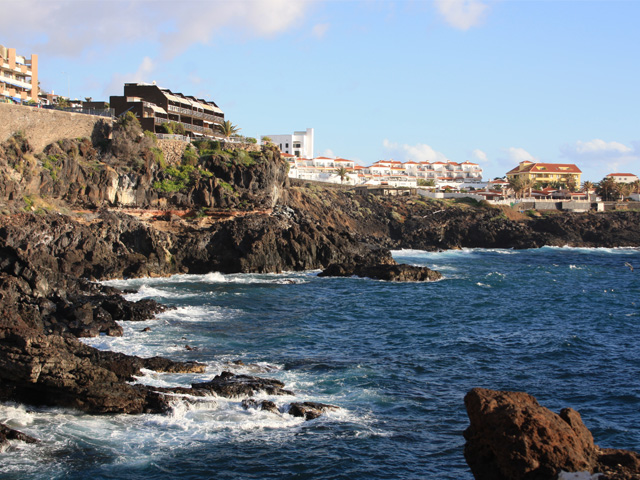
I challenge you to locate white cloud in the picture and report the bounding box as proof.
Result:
[311,23,330,39]
[506,147,537,163]
[572,139,632,155]
[382,139,449,163]
[559,139,640,181]
[433,0,489,30]
[104,57,155,97]
[472,149,487,162]
[321,149,336,158]
[4,0,313,58]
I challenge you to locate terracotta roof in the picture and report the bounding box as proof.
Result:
[404,161,419,165]
[507,162,582,175]
[607,173,637,177]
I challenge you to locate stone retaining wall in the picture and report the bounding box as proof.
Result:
[156,139,188,165]
[0,103,113,152]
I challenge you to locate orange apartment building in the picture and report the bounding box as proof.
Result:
[0,45,38,103]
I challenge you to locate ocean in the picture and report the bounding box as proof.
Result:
[1,247,639,479]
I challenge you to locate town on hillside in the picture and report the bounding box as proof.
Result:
[2,42,639,210]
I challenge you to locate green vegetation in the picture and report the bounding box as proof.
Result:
[417,178,436,187]
[23,195,35,211]
[218,120,241,139]
[158,122,186,136]
[42,154,62,181]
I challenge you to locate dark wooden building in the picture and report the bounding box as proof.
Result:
[110,83,224,137]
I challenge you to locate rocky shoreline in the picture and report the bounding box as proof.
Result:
[1,123,640,476]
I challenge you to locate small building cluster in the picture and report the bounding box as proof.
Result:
[285,154,483,189]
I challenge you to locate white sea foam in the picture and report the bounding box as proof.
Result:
[103,271,312,291]
[541,245,640,254]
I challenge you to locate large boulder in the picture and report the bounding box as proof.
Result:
[463,388,640,480]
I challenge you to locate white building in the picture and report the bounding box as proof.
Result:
[262,128,314,158]
[606,173,639,184]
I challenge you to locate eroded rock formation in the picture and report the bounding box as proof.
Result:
[464,388,640,480]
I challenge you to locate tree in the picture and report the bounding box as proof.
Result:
[565,175,577,193]
[218,120,240,139]
[507,176,525,198]
[582,181,594,200]
[418,178,436,187]
[335,166,349,184]
[596,177,619,201]
[617,182,632,201]
[630,180,640,195]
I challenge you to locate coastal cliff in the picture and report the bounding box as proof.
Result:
[1,119,639,464]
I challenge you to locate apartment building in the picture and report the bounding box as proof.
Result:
[0,45,38,103]
[110,83,224,137]
[506,161,582,187]
[261,128,314,158]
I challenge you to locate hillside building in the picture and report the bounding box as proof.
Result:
[0,45,38,103]
[110,83,224,137]
[606,173,639,184]
[262,128,314,158]
[285,155,483,189]
[506,161,581,187]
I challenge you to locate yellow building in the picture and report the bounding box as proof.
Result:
[0,45,39,103]
[506,161,581,187]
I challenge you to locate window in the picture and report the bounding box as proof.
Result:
[286,143,289,148]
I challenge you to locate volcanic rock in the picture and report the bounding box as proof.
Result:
[319,249,442,282]
[463,388,640,480]
[288,401,339,420]
[0,423,39,452]
[191,371,294,398]
[242,398,279,414]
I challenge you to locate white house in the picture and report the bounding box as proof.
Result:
[606,173,639,184]
[261,128,314,158]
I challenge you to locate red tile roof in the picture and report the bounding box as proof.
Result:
[507,162,582,175]
[607,173,637,177]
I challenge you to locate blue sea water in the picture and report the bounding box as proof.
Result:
[1,247,639,479]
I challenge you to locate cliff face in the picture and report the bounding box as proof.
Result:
[1,122,639,419]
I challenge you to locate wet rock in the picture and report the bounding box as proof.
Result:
[0,423,39,452]
[463,388,640,480]
[242,398,279,414]
[288,401,339,420]
[191,371,293,398]
[319,249,442,282]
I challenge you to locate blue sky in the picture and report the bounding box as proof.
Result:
[4,0,639,181]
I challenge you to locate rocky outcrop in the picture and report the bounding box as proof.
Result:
[0,325,204,414]
[0,423,39,452]
[191,371,293,397]
[319,248,442,281]
[288,402,339,420]
[463,388,640,480]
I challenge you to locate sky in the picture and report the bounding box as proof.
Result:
[3,0,639,182]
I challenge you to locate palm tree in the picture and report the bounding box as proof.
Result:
[596,177,619,201]
[582,180,594,201]
[335,166,349,184]
[507,176,525,198]
[218,120,240,139]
